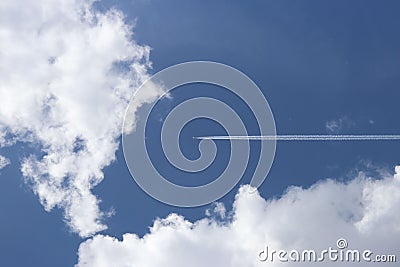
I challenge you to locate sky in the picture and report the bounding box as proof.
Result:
[0,0,400,266]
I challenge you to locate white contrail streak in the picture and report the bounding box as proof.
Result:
[194,135,400,141]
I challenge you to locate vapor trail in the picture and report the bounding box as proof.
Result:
[194,135,400,141]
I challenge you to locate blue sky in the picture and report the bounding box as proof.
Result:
[0,1,400,266]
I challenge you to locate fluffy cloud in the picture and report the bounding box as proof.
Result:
[0,155,10,170]
[77,167,400,266]
[0,0,162,237]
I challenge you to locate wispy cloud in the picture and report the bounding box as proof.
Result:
[0,155,10,170]
[325,116,354,134]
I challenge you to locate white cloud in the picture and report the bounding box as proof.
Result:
[205,202,227,219]
[0,155,10,170]
[0,0,163,237]
[325,116,354,134]
[77,167,400,266]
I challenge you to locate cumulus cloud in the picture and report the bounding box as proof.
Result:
[77,167,400,266]
[0,0,162,237]
[0,155,10,170]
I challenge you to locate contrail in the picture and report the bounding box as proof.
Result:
[194,135,400,141]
